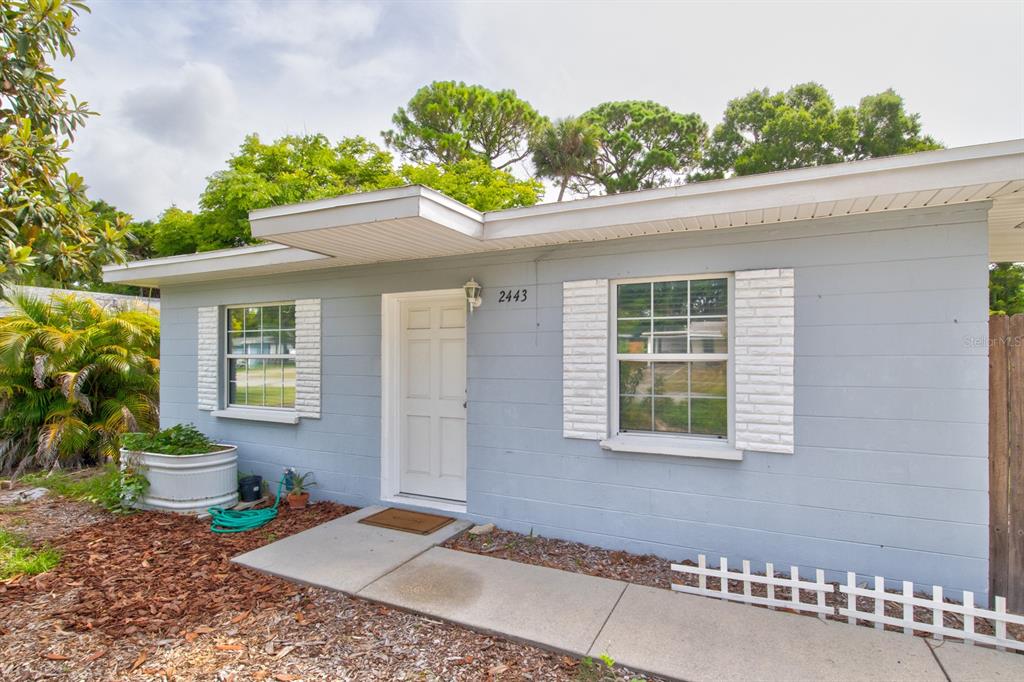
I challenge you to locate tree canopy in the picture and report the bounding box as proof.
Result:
[696,83,941,179]
[530,117,600,201]
[383,81,546,170]
[575,101,707,194]
[990,263,1024,316]
[401,158,542,212]
[1,0,127,288]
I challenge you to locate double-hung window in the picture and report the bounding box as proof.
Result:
[225,303,296,409]
[614,275,730,439]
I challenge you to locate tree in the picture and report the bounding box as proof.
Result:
[530,117,600,201]
[383,81,546,170]
[193,133,402,251]
[401,158,542,211]
[1,0,128,288]
[575,101,707,194]
[697,83,941,179]
[853,89,942,160]
[0,292,160,474]
[149,206,199,258]
[990,263,1024,315]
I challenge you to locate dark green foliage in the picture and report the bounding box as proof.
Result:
[121,423,220,456]
[696,83,942,179]
[530,117,600,201]
[0,293,160,474]
[383,81,546,169]
[577,101,707,194]
[990,263,1024,315]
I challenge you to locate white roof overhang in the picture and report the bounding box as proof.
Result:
[105,140,1024,287]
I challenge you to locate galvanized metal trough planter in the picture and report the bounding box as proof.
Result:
[121,445,238,514]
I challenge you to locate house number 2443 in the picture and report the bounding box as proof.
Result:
[496,288,528,303]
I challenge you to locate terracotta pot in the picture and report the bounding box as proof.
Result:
[287,492,309,510]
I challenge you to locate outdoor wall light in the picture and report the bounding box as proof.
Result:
[464,278,482,314]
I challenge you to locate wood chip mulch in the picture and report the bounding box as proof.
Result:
[0,494,660,681]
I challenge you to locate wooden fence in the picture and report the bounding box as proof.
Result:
[990,314,1023,613]
[672,555,1024,652]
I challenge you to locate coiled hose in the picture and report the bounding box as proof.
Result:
[208,475,285,533]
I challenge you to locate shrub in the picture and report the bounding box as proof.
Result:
[20,464,148,514]
[121,423,221,455]
[0,293,160,474]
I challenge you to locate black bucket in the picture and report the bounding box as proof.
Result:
[238,475,263,502]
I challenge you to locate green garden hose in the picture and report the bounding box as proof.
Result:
[208,475,285,533]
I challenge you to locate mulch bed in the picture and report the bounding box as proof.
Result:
[446,525,1024,647]
[0,494,661,680]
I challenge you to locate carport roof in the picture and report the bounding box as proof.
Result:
[105,139,1024,287]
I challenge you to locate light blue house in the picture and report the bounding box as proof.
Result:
[105,140,1024,597]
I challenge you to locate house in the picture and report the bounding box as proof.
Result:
[104,140,1024,598]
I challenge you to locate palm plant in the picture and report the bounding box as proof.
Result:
[0,293,159,475]
[530,117,600,201]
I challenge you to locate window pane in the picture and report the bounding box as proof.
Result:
[689,318,728,354]
[282,359,296,408]
[653,280,688,317]
[691,398,727,436]
[244,307,261,330]
[228,309,245,332]
[280,305,296,329]
[691,361,727,397]
[620,396,653,431]
[617,319,649,354]
[618,361,652,396]
[262,305,281,329]
[280,330,296,355]
[653,362,689,396]
[652,319,687,354]
[261,331,282,354]
[654,397,689,433]
[246,358,266,405]
[617,283,650,318]
[230,359,249,405]
[690,278,727,316]
[228,331,245,355]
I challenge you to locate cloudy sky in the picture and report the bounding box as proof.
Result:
[61,0,1024,221]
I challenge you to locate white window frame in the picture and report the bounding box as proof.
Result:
[222,301,298,414]
[602,273,739,461]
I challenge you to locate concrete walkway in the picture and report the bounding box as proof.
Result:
[234,508,1024,681]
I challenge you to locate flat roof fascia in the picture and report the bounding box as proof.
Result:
[103,243,327,286]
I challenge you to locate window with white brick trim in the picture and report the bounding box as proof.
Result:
[197,299,321,420]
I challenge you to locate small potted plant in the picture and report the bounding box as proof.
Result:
[286,470,316,510]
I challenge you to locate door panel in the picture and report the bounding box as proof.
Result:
[398,296,467,502]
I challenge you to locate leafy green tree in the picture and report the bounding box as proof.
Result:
[150,206,199,258]
[193,133,402,251]
[990,263,1024,315]
[697,83,941,179]
[1,0,128,287]
[853,89,942,160]
[383,81,546,170]
[576,101,707,194]
[401,158,542,211]
[530,117,600,201]
[0,293,160,474]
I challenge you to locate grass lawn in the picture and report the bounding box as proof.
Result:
[0,528,59,579]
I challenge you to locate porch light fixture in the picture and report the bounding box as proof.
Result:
[464,278,482,314]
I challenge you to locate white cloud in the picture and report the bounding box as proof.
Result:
[58,0,1023,220]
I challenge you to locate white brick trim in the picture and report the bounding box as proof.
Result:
[294,298,321,419]
[734,269,795,454]
[197,306,219,411]
[563,280,609,440]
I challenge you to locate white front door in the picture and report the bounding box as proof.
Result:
[397,295,467,502]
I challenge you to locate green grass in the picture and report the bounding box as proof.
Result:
[21,466,125,511]
[0,529,60,579]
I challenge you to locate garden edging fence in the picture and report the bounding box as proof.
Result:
[672,554,1024,652]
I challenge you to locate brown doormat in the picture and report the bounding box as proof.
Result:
[358,507,455,535]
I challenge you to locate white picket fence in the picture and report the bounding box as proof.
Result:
[671,555,1024,652]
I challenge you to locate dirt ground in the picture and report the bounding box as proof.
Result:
[0,492,658,681]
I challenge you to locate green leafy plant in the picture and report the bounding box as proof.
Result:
[121,424,221,456]
[575,654,617,682]
[21,463,147,514]
[286,470,316,496]
[0,293,159,474]
[0,528,60,579]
